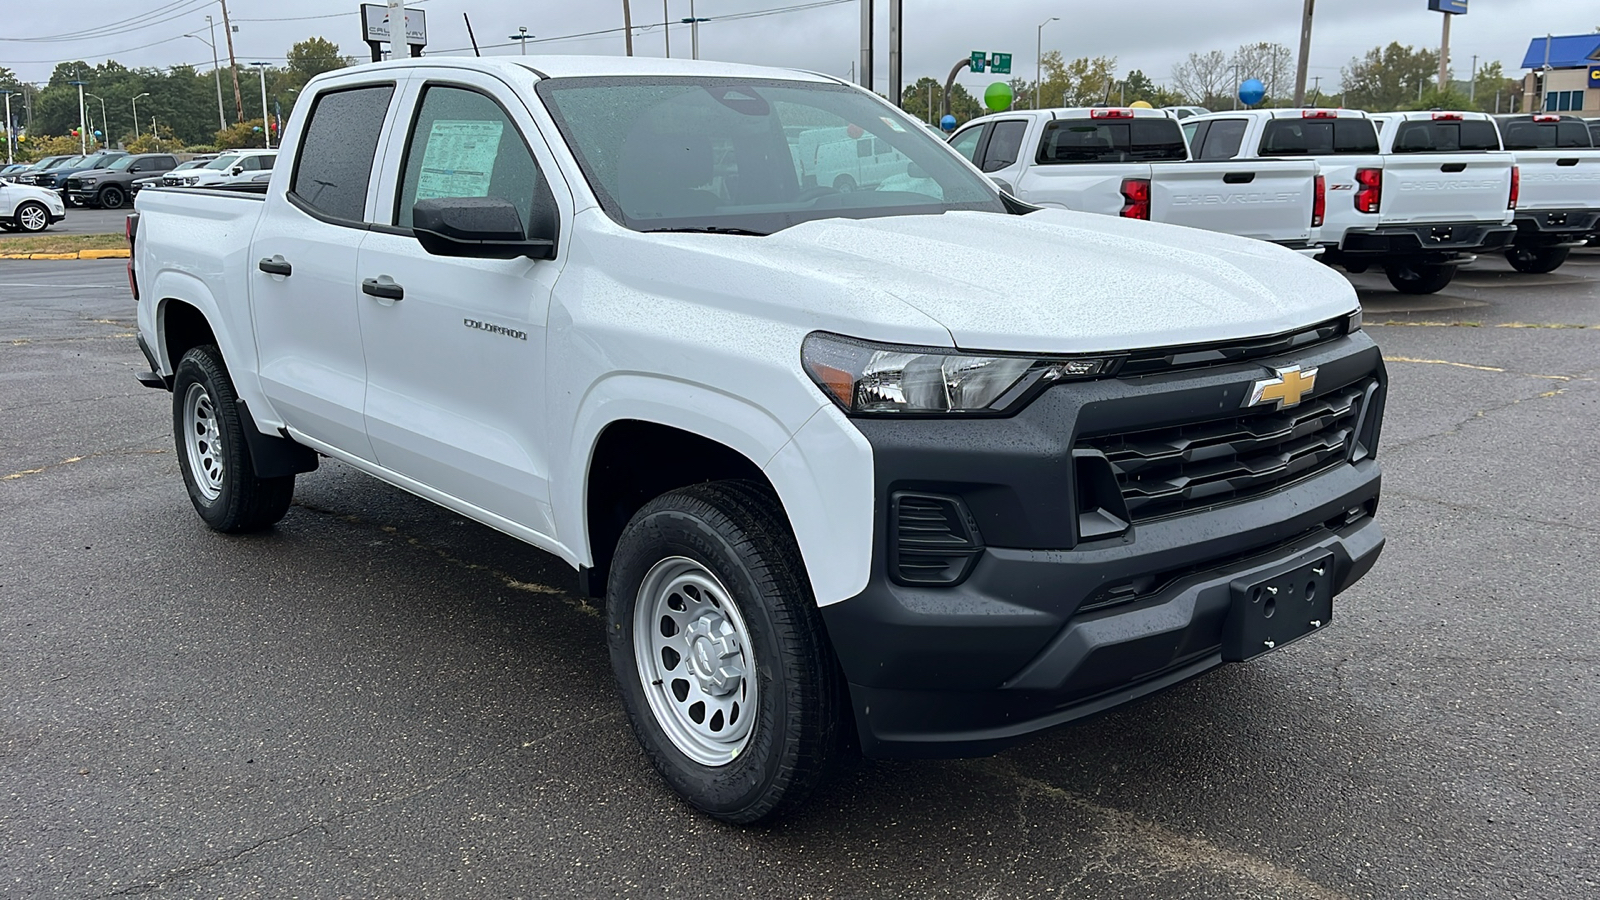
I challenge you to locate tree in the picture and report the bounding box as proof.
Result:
[286,37,351,81]
[124,124,179,154]
[1471,61,1520,114]
[1171,50,1232,109]
[215,118,273,149]
[1340,43,1440,112]
[1231,42,1295,106]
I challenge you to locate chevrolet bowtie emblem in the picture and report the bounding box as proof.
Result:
[1247,365,1318,410]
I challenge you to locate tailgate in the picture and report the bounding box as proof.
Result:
[1513,150,1600,210]
[1380,152,1513,225]
[1011,162,1151,217]
[1150,160,1318,244]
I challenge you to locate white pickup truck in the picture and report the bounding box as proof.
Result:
[1185,108,1516,294]
[131,56,1387,823]
[1491,113,1600,273]
[950,107,1324,249]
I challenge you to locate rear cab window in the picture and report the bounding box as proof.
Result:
[1259,118,1380,156]
[1391,120,1501,153]
[1500,119,1594,150]
[1036,117,1187,164]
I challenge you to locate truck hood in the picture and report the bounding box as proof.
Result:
[67,168,116,179]
[762,209,1357,354]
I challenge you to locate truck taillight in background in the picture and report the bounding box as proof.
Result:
[1119,177,1152,220]
[1302,110,1338,119]
[1091,108,1135,119]
[1509,166,1520,210]
[125,213,140,302]
[1354,168,1382,214]
[1313,175,1326,227]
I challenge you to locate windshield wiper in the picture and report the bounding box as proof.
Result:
[640,225,770,237]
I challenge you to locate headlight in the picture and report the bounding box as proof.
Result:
[801,332,1111,416]
[79,177,97,186]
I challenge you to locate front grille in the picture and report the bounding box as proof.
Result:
[1080,379,1372,522]
[64,178,81,191]
[1117,318,1348,378]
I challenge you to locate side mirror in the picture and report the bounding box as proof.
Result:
[412,197,556,261]
[230,165,244,175]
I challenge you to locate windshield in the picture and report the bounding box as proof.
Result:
[204,154,241,170]
[80,154,116,169]
[535,76,1005,235]
[175,160,205,170]
[1260,118,1379,155]
[1037,118,1188,164]
[49,156,85,169]
[104,156,137,171]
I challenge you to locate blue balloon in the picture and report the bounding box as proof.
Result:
[1239,78,1267,106]
[93,130,102,137]
[940,114,957,132]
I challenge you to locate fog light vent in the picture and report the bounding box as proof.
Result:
[890,493,983,586]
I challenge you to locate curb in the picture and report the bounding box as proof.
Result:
[0,249,129,260]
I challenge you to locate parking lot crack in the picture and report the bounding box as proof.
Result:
[92,822,332,898]
[1383,388,1572,454]
[1,444,167,481]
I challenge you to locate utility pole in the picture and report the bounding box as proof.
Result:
[1310,75,1322,106]
[1293,0,1314,107]
[132,93,149,140]
[663,0,670,57]
[1232,62,1243,110]
[681,1,707,60]
[1469,54,1478,103]
[71,77,88,153]
[622,1,633,56]
[859,0,873,92]
[888,0,902,106]
[220,0,244,123]
[1,91,13,164]
[1438,9,1451,92]
[250,62,271,148]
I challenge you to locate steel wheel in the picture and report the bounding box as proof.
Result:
[16,202,49,233]
[633,556,757,767]
[182,382,225,502]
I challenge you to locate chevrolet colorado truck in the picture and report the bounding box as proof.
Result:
[1185,108,1516,294]
[131,57,1387,823]
[950,107,1324,249]
[1491,113,1600,273]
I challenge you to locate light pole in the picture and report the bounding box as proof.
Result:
[662,0,671,58]
[132,93,150,141]
[70,78,88,153]
[249,62,271,149]
[509,26,532,55]
[185,21,227,131]
[1036,17,1058,110]
[681,2,708,61]
[0,90,15,164]
[85,93,108,148]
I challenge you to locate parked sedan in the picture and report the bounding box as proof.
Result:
[0,180,67,232]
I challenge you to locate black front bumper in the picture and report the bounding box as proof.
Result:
[1334,222,1515,260]
[821,332,1387,759]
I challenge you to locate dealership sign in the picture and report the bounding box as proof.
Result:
[1428,0,1468,14]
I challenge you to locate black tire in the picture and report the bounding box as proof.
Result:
[833,174,857,192]
[171,345,295,533]
[98,185,126,210]
[1385,261,1456,295]
[606,480,845,824]
[13,201,50,233]
[1504,246,1570,274]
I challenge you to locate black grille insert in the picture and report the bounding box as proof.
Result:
[1118,319,1347,377]
[1079,379,1372,522]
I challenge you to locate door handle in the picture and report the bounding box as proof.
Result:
[1440,163,1467,173]
[257,255,292,276]
[1223,172,1256,184]
[361,277,404,301]
[1557,158,1580,167]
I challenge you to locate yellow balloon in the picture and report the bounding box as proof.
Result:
[1130,100,1154,109]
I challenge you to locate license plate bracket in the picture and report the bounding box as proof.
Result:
[1222,554,1335,662]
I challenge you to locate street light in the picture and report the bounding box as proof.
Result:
[0,90,16,164]
[132,93,150,141]
[1036,17,1059,110]
[69,78,88,154]
[509,26,532,55]
[680,0,709,61]
[249,62,271,149]
[184,18,227,131]
[85,93,109,147]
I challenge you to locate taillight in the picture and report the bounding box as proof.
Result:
[1092,108,1134,119]
[1509,166,1520,210]
[1533,114,1561,123]
[1313,175,1326,227]
[1354,167,1382,214]
[1119,177,1151,220]
[1431,112,1464,121]
[1302,110,1337,119]
[126,212,140,302]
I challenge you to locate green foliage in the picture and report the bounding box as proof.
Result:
[16,134,81,160]
[1410,87,1473,112]
[1341,43,1441,112]
[900,77,984,125]
[215,119,271,150]
[124,125,179,154]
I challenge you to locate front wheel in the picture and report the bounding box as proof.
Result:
[607,481,844,824]
[172,345,295,532]
[97,185,126,210]
[14,201,50,233]
[1504,246,1570,274]
[1385,261,1456,295]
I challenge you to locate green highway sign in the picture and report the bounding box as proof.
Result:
[990,52,1012,75]
[970,51,988,73]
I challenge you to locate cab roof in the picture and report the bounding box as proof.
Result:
[323,54,839,84]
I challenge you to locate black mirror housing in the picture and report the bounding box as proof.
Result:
[413,196,556,260]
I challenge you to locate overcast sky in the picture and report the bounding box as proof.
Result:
[1,0,1591,91]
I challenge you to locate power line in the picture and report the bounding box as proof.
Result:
[0,0,213,43]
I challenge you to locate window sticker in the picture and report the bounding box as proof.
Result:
[415,119,504,200]
[879,116,907,133]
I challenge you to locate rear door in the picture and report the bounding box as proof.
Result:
[356,69,571,538]
[251,77,405,460]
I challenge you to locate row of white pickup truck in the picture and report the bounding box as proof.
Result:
[949,107,1600,294]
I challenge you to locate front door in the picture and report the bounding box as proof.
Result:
[357,73,568,538]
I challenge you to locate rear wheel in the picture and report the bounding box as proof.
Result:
[607,481,844,824]
[14,201,50,233]
[1504,246,1570,274]
[97,185,126,210]
[833,174,857,193]
[172,345,295,533]
[1385,261,1456,295]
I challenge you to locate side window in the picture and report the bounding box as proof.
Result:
[981,120,1028,172]
[949,126,985,163]
[1198,119,1247,159]
[259,154,277,171]
[856,139,873,159]
[395,84,553,241]
[291,84,396,222]
[1183,121,1207,154]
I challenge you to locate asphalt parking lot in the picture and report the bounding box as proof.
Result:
[2,254,1597,899]
[0,206,131,238]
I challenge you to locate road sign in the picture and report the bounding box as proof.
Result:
[970,52,988,74]
[990,53,1012,75]
[361,3,428,45]
[1428,0,1467,14]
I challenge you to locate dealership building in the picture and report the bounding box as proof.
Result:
[1521,34,1600,117]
